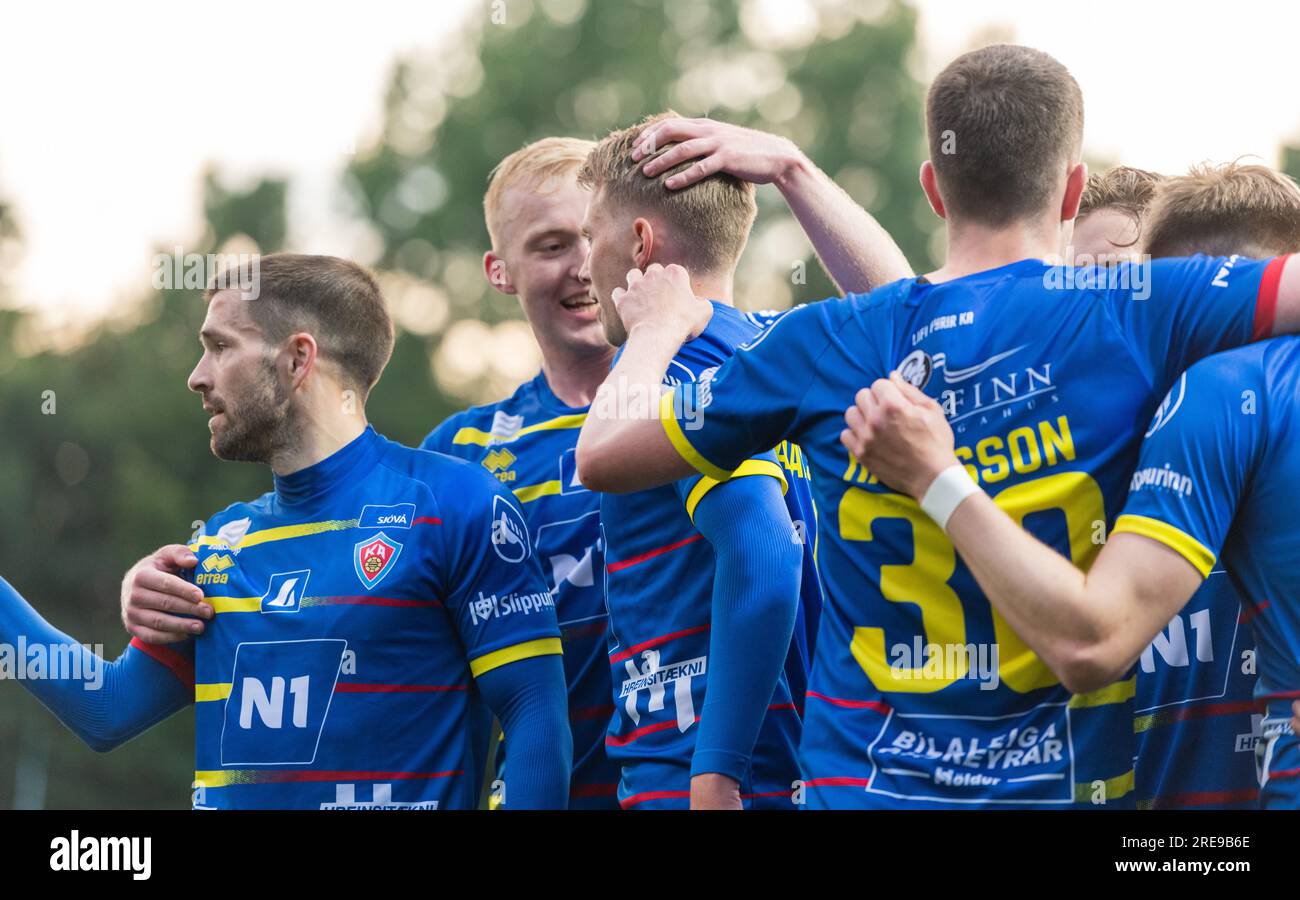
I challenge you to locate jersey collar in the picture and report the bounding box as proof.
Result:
[273,425,384,507]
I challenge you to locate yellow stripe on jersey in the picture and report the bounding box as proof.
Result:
[208,596,261,614]
[451,413,588,448]
[192,518,358,551]
[1068,675,1136,709]
[659,390,735,482]
[193,770,230,789]
[195,683,232,702]
[1074,768,1135,803]
[469,637,563,678]
[1111,514,1215,578]
[513,480,564,503]
[683,459,789,522]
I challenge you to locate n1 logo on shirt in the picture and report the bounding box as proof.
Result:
[491,494,531,563]
[221,639,346,766]
[261,570,311,614]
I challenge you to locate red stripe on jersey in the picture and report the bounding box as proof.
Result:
[806,691,892,714]
[130,637,195,688]
[1261,688,1300,700]
[609,624,711,664]
[767,702,799,711]
[1158,699,1263,724]
[606,717,699,747]
[1240,599,1271,624]
[321,596,443,608]
[334,683,467,693]
[606,534,704,573]
[803,777,872,787]
[571,783,619,798]
[259,769,461,783]
[1268,766,1300,781]
[1148,787,1260,808]
[412,516,442,526]
[619,789,691,809]
[1252,255,1289,340]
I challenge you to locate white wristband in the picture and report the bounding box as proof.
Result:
[919,464,980,531]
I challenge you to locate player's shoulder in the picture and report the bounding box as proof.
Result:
[194,493,274,548]
[670,302,759,380]
[376,434,520,517]
[420,376,543,452]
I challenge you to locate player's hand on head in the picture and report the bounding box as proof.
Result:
[613,262,710,342]
[121,544,211,644]
[1292,699,1300,737]
[631,117,802,190]
[840,371,958,500]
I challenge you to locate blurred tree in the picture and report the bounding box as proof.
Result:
[346,0,934,405]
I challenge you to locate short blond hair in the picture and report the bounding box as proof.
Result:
[577,111,757,274]
[484,136,596,250]
[1143,161,1300,258]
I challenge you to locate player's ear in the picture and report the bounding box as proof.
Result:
[632,217,655,269]
[919,161,946,220]
[483,251,516,296]
[284,332,318,389]
[1061,161,1088,223]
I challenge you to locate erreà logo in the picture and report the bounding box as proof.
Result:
[354,533,403,589]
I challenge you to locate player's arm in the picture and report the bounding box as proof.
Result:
[633,117,913,294]
[839,374,1224,693]
[121,544,213,643]
[440,475,572,808]
[1,576,193,751]
[474,654,571,810]
[1124,254,1300,387]
[578,265,825,493]
[684,466,801,809]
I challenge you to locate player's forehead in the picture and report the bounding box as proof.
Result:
[201,290,262,339]
[499,175,588,244]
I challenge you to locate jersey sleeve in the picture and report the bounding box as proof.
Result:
[1110,352,1269,577]
[437,472,562,678]
[672,448,789,522]
[660,302,833,480]
[1109,254,1287,390]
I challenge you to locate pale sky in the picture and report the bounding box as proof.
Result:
[2,0,1299,329]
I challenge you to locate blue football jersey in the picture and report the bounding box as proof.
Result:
[1134,570,1261,809]
[746,307,823,707]
[131,426,562,809]
[422,373,620,809]
[602,301,814,809]
[1114,333,1300,808]
[659,255,1283,808]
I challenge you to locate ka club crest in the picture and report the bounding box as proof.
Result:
[354,532,403,589]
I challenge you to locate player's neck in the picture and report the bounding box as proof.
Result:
[538,345,616,408]
[926,216,1065,284]
[690,271,733,306]
[269,403,369,477]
